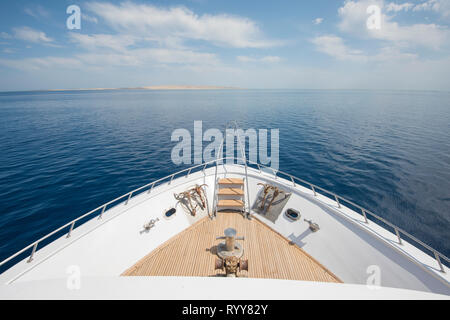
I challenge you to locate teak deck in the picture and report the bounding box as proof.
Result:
[218,178,244,185]
[218,188,244,195]
[122,211,341,283]
[217,199,244,207]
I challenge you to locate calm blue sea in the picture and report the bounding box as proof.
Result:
[0,89,449,267]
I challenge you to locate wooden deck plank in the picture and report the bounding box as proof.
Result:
[218,188,244,195]
[122,212,341,283]
[217,199,244,207]
[218,178,244,185]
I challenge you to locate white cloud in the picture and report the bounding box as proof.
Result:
[338,0,449,50]
[0,2,280,82]
[0,56,82,71]
[413,0,450,17]
[69,33,136,52]
[82,14,98,24]
[0,32,12,39]
[314,18,324,25]
[18,3,245,73]
[24,5,50,19]
[311,35,418,62]
[86,2,278,48]
[0,47,219,72]
[311,35,368,62]
[371,45,418,61]
[2,1,448,91]
[260,56,282,62]
[13,27,53,43]
[76,52,141,67]
[237,56,256,62]
[237,55,281,63]
[385,2,414,12]
[128,48,219,65]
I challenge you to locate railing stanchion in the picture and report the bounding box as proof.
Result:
[27,243,38,263]
[362,208,368,223]
[212,142,225,219]
[99,204,107,220]
[169,174,174,185]
[290,176,296,187]
[148,182,155,194]
[232,121,251,219]
[125,192,132,205]
[334,195,341,208]
[67,222,75,238]
[186,168,191,178]
[394,228,402,245]
[435,252,445,273]
[202,163,207,174]
[311,185,317,196]
[257,164,261,173]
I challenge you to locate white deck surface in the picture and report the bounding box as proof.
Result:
[0,277,448,300]
[0,163,449,297]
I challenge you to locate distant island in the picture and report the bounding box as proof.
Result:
[139,85,241,90]
[45,85,242,92]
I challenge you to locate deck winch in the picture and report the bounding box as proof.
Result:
[215,228,248,277]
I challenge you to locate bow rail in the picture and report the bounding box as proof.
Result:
[0,157,448,274]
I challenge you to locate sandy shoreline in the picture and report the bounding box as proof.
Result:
[139,85,240,90]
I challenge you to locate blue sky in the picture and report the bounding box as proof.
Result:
[0,0,449,91]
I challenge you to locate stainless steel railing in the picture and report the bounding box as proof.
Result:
[1,156,448,275]
[245,159,449,273]
[0,158,219,269]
